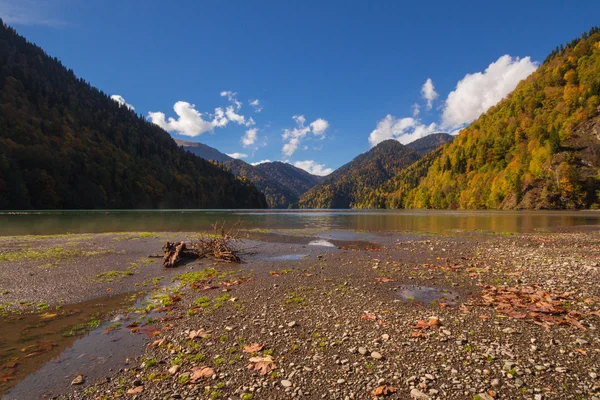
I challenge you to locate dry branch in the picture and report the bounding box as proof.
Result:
[162,222,242,267]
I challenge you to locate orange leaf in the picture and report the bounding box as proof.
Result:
[371,385,397,397]
[243,343,264,353]
[190,366,215,382]
[127,386,144,394]
[361,312,376,321]
[188,329,212,340]
[575,348,587,356]
[247,355,276,375]
[374,277,393,283]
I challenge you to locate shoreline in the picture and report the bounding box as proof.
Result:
[1,229,599,399]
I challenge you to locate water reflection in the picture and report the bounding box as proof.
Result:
[0,210,598,236]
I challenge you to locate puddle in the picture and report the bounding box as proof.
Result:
[265,254,308,261]
[396,285,459,306]
[0,289,171,399]
[308,240,336,247]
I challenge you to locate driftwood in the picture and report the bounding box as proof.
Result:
[162,222,242,268]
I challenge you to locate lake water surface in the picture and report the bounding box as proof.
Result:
[1,209,599,236]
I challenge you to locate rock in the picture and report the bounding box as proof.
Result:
[424,374,435,380]
[491,378,500,387]
[502,327,518,334]
[555,367,568,373]
[410,388,431,399]
[71,375,85,385]
[503,361,515,371]
[382,334,390,341]
[476,393,494,400]
[358,347,368,355]
[168,365,180,375]
[371,351,383,360]
[281,380,292,388]
[127,386,144,395]
[287,321,297,328]
[337,379,346,384]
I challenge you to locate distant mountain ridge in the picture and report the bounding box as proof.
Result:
[0,21,267,209]
[174,140,322,208]
[174,139,233,163]
[298,139,421,208]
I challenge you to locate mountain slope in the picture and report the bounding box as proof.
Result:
[225,161,320,208]
[0,21,267,209]
[298,140,421,208]
[363,28,600,210]
[406,133,454,156]
[254,162,321,199]
[174,139,233,162]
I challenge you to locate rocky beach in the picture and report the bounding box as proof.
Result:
[0,228,599,400]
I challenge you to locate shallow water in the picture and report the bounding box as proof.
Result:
[396,285,460,306]
[1,291,166,399]
[0,209,599,236]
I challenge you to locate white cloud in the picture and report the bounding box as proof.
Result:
[148,92,256,136]
[294,160,333,176]
[282,115,330,156]
[249,99,263,112]
[241,128,258,147]
[225,106,254,127]
[441,55,537,130]
[251,159,271,166]
[148,101,216,137]
[220,91,242,110]
[421,78,438,110]
[310,118,329,136]
[368,54,538,146]
[369,115,438,146]
[282,138,301,157]
[226,152,248,159]
[111,94,135,111]
[411,103,420,117]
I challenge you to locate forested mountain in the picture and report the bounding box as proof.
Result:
[406,133,454,156]
[0,21,267,209]
[225,160,320,208]
[298,140,421,208]
[174,139,233,163]
[360,28,600,210]
[254,162,321,199]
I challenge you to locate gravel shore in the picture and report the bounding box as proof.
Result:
[1,229,599,400]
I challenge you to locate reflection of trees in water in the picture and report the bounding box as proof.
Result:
[0,210,596,236]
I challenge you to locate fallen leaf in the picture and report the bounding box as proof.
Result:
[243,343,264,353]
[269,271,280,277]
[427,318,441,327]
[127,386,144,394]
[414,320,429,329]
[371,385,397,397]
[190,366,215,382]
[40,312,58,319]
[374,277,393,283]
[247,355,276,375]
[411,331,427,338]
[575,348,587,356]
[188,329,211,340]
[361,312,376,321]
[152,337,167,347]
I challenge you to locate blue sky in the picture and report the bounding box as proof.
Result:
[2,0,599,175]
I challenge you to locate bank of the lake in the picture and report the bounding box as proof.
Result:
[1,227,599,399]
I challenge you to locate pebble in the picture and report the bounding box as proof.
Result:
[337,379,346,384]
[410,388,431,399]
[281,380,292,388]
[358,347,368,355]
[71,375,85,385]
[370,351,383,360]
[476,393,494,400]
[381,334,390,341]
[287,321,297,328]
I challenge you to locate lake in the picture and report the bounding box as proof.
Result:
[0,209,599,236]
